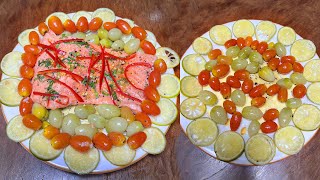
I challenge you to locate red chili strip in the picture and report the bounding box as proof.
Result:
[104,51,136,60]
[52,38,84,45]
[38,43,64,54]
[124,62,152,91]
[76,56,92,60]
[115,90,142,103]
[99,46,105,92]
[45,49,58,67]
[54,50,67,68]
[33,91,69,106]
[38,69,84,82]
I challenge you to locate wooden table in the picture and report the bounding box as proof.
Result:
[1,0,319,179]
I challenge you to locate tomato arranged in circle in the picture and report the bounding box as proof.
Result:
[132,26,147,40]
[70,135,92,152]
[198,70,211,86]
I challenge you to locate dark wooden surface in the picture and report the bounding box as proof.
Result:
[1,0,320,179]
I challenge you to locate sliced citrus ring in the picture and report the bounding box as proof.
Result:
[0,78,23,106]
[245,134,276,165]
[72,11,92,23]
[291,39,316,62]
[92,8,115,22]
[45,12,70,24]
[209,25,232,45]
[156,47,180,68]
[141,127,166,154]
[6,115,34,142]
[146,30,157,47]
[1,51,23,77]
[182,54,206,76]
[303,59,320,82]
[187,118,218,147]
[180,98,206,120]
[180,76,202,97]
[157,74,180,98]
[29,130,63,161]
[293,104,320,131]
[277,27,296,46]
[150,98,178,126]
[103,143,136,166]
[18,29,40,47]
[214,131,244,161]
[274,126,304,155]
[232,19,255,38]
[192,37,212,55]
[255,21,276,42]
[307,82,320,104]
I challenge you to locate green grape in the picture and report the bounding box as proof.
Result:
[277,78,293,89]
[97,28,108,39]
[72,32,86,39]
[74,105,90,119]
[242,106,263,121]
[275,43,286,57]
[279,107,292,127]
[48,109,63,128]
[126,121,144,137]
[248,120,260,137]
[124,38,140,54]
[238,47,252,59]
[258,66,275,82]
[246,62,260,74]
[205,60,217,71]
[74,124,98,139]
[198,90,218,105]
[111,40,125,51]
[249,51,263,64]
[226,46,240,58]
[231,89,246,106]
[290,72,307,85]
[108,28,122,41]
[286,98,302,109]
[96,104,120,119]
[231,58,248,71]
[85,34,99,45]
[88,114,106,129]
[100,38,113,48]
[210,106,227,124]
[61,114,81,135]
[105,117,128,133]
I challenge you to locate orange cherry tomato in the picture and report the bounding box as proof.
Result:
[234,69,250,81]
[237,37,245,49]
[251,97,266,107]
[140,40,156,55]
[29,31,40,45]
[293,84,307,98]
[267,84,280,96]
[141,99,160,116]
[24,45,40,55]
[132,26,147,40]
[208,49,222,60]
[261,121,278,133]
[103,22,117,31]
[226,76,241,88]
[224,39,237,48]
[108,132,126,147]
[223,100,236,114]
[76,16,89,32]
[230,111,242,131]
[249,84,267,98]
[198,70,211,86]
[63,19,77,33]
[278,87,288,102]
[144,86,160,102]
[209,77,220,91]
[51,133,71,150]
[241,78,253,94]
[38,22,49,36]
[48,16,64,35]
[135,112,152,127]
[293,62,304,73]
[43,125,60,139]
[93,132,112,151]
[19,97,33,116]
[116,19,132,34]
[277,62,293,74]
[245,36,253,47]
[20,65,34,79]
[22,52,37,67]
[263,109,279,121]
[89,17,103,31]
[18,78,32,97]
[251,40,259,50]
[220,82,231,99]
[154,59,167,74]
[262,49,276,61]
[212,64,230,78]
[148,70,161,87]
[22,114,42,130]
[217,55,232,65]
[127,132,147,150]
[281,56,296,64]
[70,135,92,152]
[257,42,268,54]
[267,57,280,71]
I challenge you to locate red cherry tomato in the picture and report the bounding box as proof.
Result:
[237,37,245,49]
[223,100,236,114]
[135,112,152,127]
[293,84,307,98]
[261,121,278,133]
[224,39,237,48]
[108,132,126,146]
[277,62,293,74]
[140,40,156,55]
[251,40,259,50]
[154,59,167,74]
[103,22,117,31]
[29,31,39,45]
[43,125,60,139]
[89,17,103,31]
[245,36,253,47]
[76,16,89,32]
[249,84,267,98]
[241,79,254,94]
[51,133,71,150]
[132,26,147,40]
[234,69,249,80]
[281,56,296,64]
[48,16,64,35]
[262,49,276,61]
[141,99,160,116]
[293,62,304,73]
[230,112,242,131]
[278,87,288,102]
[70,135,92,152]
[208,49,222,60]
[93,132,112,151]
[18,78,32,97]
[251,97,266,107]
[267,84,280,96]
[144,86,160,102]
[226,76,241,88]
[198,70,211,86]
[127,132,147,150]
[19,97,33,116]
[209,77,220,91]
[116,19,132,34]
[22,52,37,67]
[267,57,280,71]
[38,22,49,36]
[24,45,40,55]
[263,109,279,121]
[20,65,34,79]
[220,82,231,99]
[212,64,230,78]
[22,114,42,130]
[63,19,77,33]
[257,42,268,54]
[148,70,161,87]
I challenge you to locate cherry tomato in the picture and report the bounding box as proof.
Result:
[19,97,33,116]
[76,16,89,32]
[293,84,307,98]
[220,82,231,99]
[132,26,147,40]
[135,112,152,127]
[209,77,220,91]
[293,62,304,73]
[144,86,160,102]
[148,70,161,87]
[212,64,230,78]
[18,78,32,97]
[230,112,242,131]
[154,59,167,74]
[89,17,103,31]
[108,132,126,146]
[70,135,92,152]
[24,45,40,55]
[251,40,259,50]
[93,132,112,151]
[63,19,77,33]
[51,133,71,149]
[281,56,296,64]
[127,132,147,150]
[22,52,37,67]
[263,109,279,121]
[141,99,160,116]
[267,57,280,71]
[29,31,39,45]
[262,49,276,61]
[266,84,280,96]
[198,70,211,86]
[249,84,267,98]
[48,16,64,35]
[103,22,117,31]
[116,19,132,34]
[217,55,232,65]
[43,125,60,139]
[241,78,253,94]
[226,76,241,88]
[234,69,250,81]
[251,97,266,107]
[223,100,236,114]
[22,114,42,130]
[245,36,253,47]
[278,87,288,102]
[257,42,268,54]
[277,62,293,74]
[261,121,278,133]
[140,40,156,55]
[224,39,237,48]
[208,49,222,60]
[38,22,49,36]
[20,65,34,79]
[237,37,245,49]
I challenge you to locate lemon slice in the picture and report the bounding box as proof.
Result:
[245,134,276,165]
[141,127,166,154]
[182,54,206,76]
[156,47,180,68]
[187,118,218,147]
[103,143,136,166]
[18,29,40,47]
[0,78,23,106]
[180,76,202,97]
[150,98,178,126]
[92,8,115,22]
[157,74,180,98]
[303,59,320,82]
[146,30,157,47]
[293,104,320,131]
[45,12,70,24]
[192,37,212,55]
[209,25,232,45]
[255,21,276,42]
[277,27,296,46]
[232,19,255,38]
[1,51,23,77]
[291,39,316,62]
[307,82,320,104]
[72,11,92,23]
[180,98,206,120]
[274,126,304,155]
[214,131,244,161]
[6,115,34,142]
